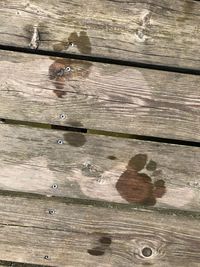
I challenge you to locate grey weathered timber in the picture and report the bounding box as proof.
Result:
[0,193,199,266]
[0,0,200,69]
[0,51,200,141]
[1,123,200,211]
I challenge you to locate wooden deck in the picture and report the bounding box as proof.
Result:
[0,0,200,266]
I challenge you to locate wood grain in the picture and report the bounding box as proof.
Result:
[0,193,199,266]
[0,0,200,69]
[1,123,200,211]
[0,51,200,141]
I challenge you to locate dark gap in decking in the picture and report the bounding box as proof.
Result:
[1,118,200,148]
[0,118,87,133]
[0,45,200,76]
[0,188,200,219]
[0,260,50,267]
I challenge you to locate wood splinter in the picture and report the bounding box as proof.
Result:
[29,25,40,49]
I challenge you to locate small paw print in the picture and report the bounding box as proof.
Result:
[116,154,166,206]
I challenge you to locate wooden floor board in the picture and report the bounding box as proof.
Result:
[0,0,200,69]
[1,124,200,212]
[0,193,199,266]
[0,51,200,141]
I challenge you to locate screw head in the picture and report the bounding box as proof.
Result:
[60,114,66,120]
[57,139,63,145]
[48,209,55,215]
[65,66,71,72]
[52,184,58,189]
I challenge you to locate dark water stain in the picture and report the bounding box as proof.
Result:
[48,58,92,98]
[53,40,70,52]
[63,132,87,147]
[146,160,157,171]
[99,236,112,246]
[88,236,112,256]
[116,154,166,206]
[53,31,92,55]
[87,247,105,256]
[107,155,117,160]
[49,58,72,97]
[128,154,147,172]
[68,31,92,54]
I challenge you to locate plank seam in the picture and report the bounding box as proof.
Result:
[0,45,200,76]
[0,189,199,219]
[1,118,200,148]
[0,259,51,267]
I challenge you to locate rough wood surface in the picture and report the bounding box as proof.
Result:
[0,0,200,69]
[0,193,199,266]
[0,51,200,141]
[1,123,200,211]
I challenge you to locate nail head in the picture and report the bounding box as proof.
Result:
[52,184,58,189]
[48,209,55,215]
[65,66,71,72]
[60,114,66,120]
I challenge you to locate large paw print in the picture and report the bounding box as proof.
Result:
[116,154,166,206]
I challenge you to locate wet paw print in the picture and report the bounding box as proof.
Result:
[49,31,92,98]
[116,154,166,206]
[53,31,92,55]
[49,58,92,98]
[88,236,112,256]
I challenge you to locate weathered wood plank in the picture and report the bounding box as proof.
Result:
[0,0,200,69]
[1,123,200,211]
[0,51,200,141]
[0,193,199,266]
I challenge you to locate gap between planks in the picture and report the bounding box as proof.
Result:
[0,260,48,267]
[1,45,200,76]
[1,50,200,142]
[0,188,199,220]
[1,118,200,148]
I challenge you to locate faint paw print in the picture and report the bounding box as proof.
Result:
[116,154,166,206]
